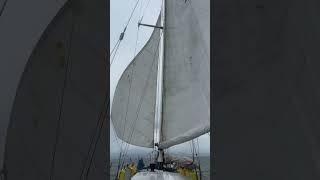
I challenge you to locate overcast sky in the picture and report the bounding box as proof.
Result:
[110,0,210,157]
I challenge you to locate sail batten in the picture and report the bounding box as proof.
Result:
[159,0,210,148]
[111,16,161,148]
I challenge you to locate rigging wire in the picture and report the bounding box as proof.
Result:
[110,39,122,65]
[139,0,152,23]
[110,39,120,57]
[110,0,141,65]
[117,19,141,167]
[115,1,144,172]
[79,97,109,179]
[111,0,142,139]
[49,11,75,180]
[111,6,143,170]
[82,100,109,180]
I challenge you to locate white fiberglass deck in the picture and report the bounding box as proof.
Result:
[131,170,190,180]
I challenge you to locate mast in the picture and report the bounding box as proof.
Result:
[156,0,165,148]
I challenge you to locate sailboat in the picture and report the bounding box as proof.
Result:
[111,0,209,179]
[0,0,107,179]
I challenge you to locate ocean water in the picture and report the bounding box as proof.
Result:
[109,155,210,180]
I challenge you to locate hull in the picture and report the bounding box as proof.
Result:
[0,0,67,170]
[132,170,190,180]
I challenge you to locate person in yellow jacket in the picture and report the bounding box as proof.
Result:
[177,167,187,176]
[177,167,183,175]
[177,167,198,180]
[118,168,125,180]
[185,169,190,177]
[128,163,137,176]
[187,169,198,180]
[118,164,131,180]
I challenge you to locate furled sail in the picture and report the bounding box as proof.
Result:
[111,16,161,148]
[2,0,108,179]
[160,0,210,149]
[0,0,67,173]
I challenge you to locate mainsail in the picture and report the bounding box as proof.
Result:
[111,16,161,148]
[2,0,107,179]
[160,0,210,148]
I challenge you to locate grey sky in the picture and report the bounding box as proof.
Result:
[110,0,209,157]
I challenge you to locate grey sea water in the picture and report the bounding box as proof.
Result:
[109,155,210,180]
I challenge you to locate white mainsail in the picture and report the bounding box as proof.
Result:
[160,0,210,149]
[111,16,161,148]
[0,0,67,172]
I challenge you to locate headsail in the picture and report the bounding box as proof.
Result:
[160,0,210,149]
[111,16,161,148]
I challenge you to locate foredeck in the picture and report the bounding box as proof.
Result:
[131,170,190,180]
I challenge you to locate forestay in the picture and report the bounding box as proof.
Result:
[111,16,161,148]
[160,0,210,149]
